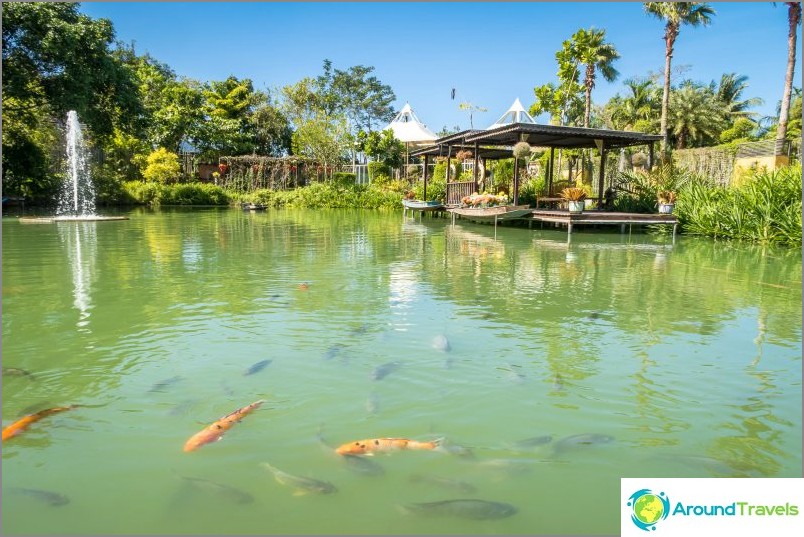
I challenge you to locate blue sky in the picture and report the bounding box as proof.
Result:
[79,1,801,132]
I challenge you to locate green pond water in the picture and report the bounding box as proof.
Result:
[2,207,801,535]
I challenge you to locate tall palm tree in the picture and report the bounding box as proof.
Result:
[569,28,620,128]
[644,2,716,155]
[775,2,802,152]
[714,73,764,119]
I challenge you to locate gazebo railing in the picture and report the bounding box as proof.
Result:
[446,181,475,206]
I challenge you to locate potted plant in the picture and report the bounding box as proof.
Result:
[657,191,677,213]
[561,187,587,214]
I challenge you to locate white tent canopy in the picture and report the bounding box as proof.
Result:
[487,98,536,130]
[383,103,438,146]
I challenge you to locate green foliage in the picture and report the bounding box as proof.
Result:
[613,164,696,213]
[367,161,391,180]
[361,129,404,168]
[122,181,230,206]
[675,166,802,245]
[331,172,356,187]
[142,148,181,184]
[292,115,350,171]
[410,177,446,203]
[518,176,547,205]
[245,182,401,210]
[719,117,757,144]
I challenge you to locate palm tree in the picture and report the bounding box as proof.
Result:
[644,2,716,155]
[775,2,802,153]
[569,28,620,128]
[617,78,662,130]
[668,81,727,149]
[714,73,764,119]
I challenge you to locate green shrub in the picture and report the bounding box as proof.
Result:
[332,172,356,187]
[122,181,230,206]
[411,177,446,202]
[368,161,391,180]
[142,148,181,184]
[371,173,392,187]
[518,176,547,205]
[675,165,802,245]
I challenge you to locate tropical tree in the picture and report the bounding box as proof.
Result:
[644,2,716,155]
[713,73,763,119]
[775,2,802,150]
[568,28,620,127]
[668,81,727,148]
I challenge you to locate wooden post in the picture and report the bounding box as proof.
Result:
[473,141,479,192]
[513,157,520,206]
[423,154,429,201]
[548,147,555,194]
[445,145,451,205]
[597,144,606,205]
[648,142,655,171]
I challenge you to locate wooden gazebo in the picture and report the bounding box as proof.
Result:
[411,123,662,206]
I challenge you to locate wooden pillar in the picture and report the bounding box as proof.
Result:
[513,156,520,206]
[548,147,555,194]
[473,141,479,192]
[481,157,487,193]
[445,145,452,205]
[597,144,606,204]
[423,154,429,201]
[648,142,655,171]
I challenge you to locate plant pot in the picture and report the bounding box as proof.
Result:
[658,203,675,214]
[568,200,585,214]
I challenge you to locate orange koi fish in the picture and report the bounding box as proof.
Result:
[183,399,265,452]
[335,437,441,456]
[2,405,76,442]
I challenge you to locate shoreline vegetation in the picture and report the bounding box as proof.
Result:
[104,164,802,246]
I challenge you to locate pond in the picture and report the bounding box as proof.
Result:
[2,207,801,535]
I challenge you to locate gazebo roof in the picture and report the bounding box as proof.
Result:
[383,103,438,144]
[409,144,514,160]
[465,123,662,150]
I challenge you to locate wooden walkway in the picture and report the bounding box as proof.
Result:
[529,209,678,239]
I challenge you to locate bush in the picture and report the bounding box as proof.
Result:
[332,172,356,187]
[675,165,802,245]
[122,181,230,206]
[368,161,391,180]
[410,177,446,203]
[142,148,181,184]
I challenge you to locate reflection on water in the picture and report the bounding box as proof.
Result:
[58,222,96,331]
[1,208,801,535]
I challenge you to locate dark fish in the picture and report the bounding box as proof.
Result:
[3,367,35,379]
[180,476,254,504]
[371,361,400,381]
[400,499,517,520]
[148,375,182,393]
[409,474,477,494]
[9,487,70,506]
[244,359,272,376]
[554,433,614,452]
[588,312,600,319]
[500,365,525,384]
[432,335,451,352]
[512,435,554,449]
[260,463,337,495]
[323,344,345,361]
[19,402,54,417]
[341,454,385,476]
[350,323,370,335]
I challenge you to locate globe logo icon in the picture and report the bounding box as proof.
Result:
[627,489,670,531]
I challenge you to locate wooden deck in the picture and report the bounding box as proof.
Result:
[529,209,678,238]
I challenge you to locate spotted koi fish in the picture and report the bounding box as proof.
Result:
[183,399,265,452]
[2,405,76,442]
[335,437,440,456]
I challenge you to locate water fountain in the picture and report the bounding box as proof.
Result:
[21,110,128,223]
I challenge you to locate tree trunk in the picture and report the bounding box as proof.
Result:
[776,2,801,153]
[584,64,595,128]
[660,23,678,158]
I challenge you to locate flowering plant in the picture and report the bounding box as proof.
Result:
[460,192,509,208]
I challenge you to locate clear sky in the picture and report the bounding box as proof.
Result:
[79,1,801,133]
